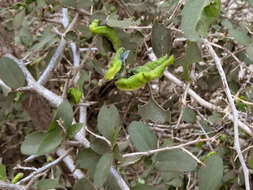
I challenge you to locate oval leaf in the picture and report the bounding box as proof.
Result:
[94,153,114,188]
[0,57,26,89]
[97,104,121,142]
[138,98,170,123]
[156,149,197,172]
[151,20,172,58]
[49,100,73,131]
[198,155,223,190]
[128,121,157,151]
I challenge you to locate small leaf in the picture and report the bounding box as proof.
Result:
[198,155,223,190]
[132,184,160,190]
[74,178,96,190]
[36,179,59,190]
[94,153,114,188]
[49,100,73,131]
[151,20,172,58]
[222,20,251,46]
[245,44,253,62]
[182,106,196,123]
[0,164,6,181]
[106,14,137,28]
[68,88,83,104]
[181,0,209,41]
[77,149,100,178]
[21,128,63,155]
[97,104,121,142]
[0,57,26,89]
[138,98,170,123]
[161,171,183,187]
[21,131,47,155]
[128,121,157,151]
[37,128,63,155]
[13,10,25,30]
[66,123,83,139]
[156,149,197,172]
[248,151,253,169]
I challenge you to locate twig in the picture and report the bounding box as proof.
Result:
[204,38,250,190]
[163,70,253,136]
[17,148,74,184]
[56,148,85,179]
[0,182,26,190]
[85,127,112,147]
[181,147,205,167]
[110,166,130,190]
[122,138,207,158]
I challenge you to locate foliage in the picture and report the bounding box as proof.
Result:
[0,0,252,189]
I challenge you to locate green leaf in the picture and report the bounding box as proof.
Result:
[151,20,172,58]
[74,178,96,190]
[66,123,83,139]
[77,149,100,178]
[182,106,196,123]
[138,98,170,123]
[222,20,252,46]
[128,121,157,151]
[59,0,76,6]
[132,184,160,190]
[13,10,25,30]
[36,179,59,190]
[97,104,121,142]
[161,171,183,187]
[196,0,221,36]
[0,164,6,181]
[156,149,197,172]
[181,0,220,41]
[181,42,202,80]
[91,139,111,155]
[198,155,223,190]
[248,151,253,169]
[246,44,253,62]
[0,57,26,89]
[49,100,73,131]
[68,88,83,104]
[21,128,63,155]
[181,0,209,41]
[106,14,138,28]
[32,26,58,51]
[94,153,113,188]
[76,0,93,9]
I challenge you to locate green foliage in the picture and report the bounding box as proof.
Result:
[89,19,121,51]
[138,98,170,123]
[68,88,83,104]
[0,57,26,89]
[49,100,73,131]
[94,153,114,188]
[182,0,221,41]
[128,121,157,151]
[0,164,6,181]
[198,155,223,190]
[66,123,83,138]
[21,128,63,155]
[97,104,121,144]
[74,178,95,190]
[182,106,196,123]
[36,179,59,190]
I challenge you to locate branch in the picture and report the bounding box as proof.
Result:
[0,182,26,190]
[17,148,74,184]
[203,38,250,190]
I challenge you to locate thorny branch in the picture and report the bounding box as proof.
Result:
[203,39,250,190]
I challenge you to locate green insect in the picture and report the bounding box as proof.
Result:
[105,47,129,81]
[115,55,174,91]
[89,19,121,51]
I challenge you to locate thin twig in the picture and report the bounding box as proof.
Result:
[0,182,26,190]
[122,138,207,158]
[204,38,250,190]
[17,148,74,184]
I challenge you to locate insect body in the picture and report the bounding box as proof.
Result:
[89,19,121,51]
[115,55,174,91]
